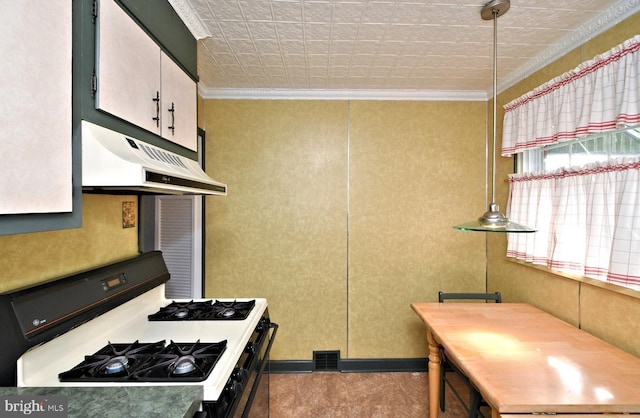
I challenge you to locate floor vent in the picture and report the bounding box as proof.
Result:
[313,350,340,371]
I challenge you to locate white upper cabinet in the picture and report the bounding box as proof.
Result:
[96,0,161,136]
[0,0,72,215]
[160,52,197,150]
[96,0,197,151]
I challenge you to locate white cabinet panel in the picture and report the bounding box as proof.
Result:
[96,0,197,152]
[96,0,161,135]
[161,52,197,151]
[0,0,72,214]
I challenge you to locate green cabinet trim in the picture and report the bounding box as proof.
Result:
[0,0,197,236]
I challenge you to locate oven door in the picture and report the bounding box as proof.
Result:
[237,322,277,418]
[202,320,277,418]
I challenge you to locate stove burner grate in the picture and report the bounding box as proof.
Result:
[210,300,256,320]
[58,340,165,381]
[147,301,214,321]
[58,340,227,382]
[133,340,227,381]
[148,299,256,321]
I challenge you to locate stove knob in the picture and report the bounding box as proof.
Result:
[246,341,259,354]
[231,380,243,397]
[256,317,270,332]
[233,367,249,383]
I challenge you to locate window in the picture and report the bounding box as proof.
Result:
[518,126,640,174]
[507,125,640,291]
[503,35,640,291]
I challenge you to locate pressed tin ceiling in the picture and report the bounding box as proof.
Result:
[168,0,640,99]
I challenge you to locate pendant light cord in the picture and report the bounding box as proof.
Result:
[490,7,498,206]
[453,0,535,232]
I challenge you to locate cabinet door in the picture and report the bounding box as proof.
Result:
[96,0,161,135]
[161,52,197,151]
[0,0,72,214]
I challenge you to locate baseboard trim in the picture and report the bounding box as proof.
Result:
[269,360,314,373]
[341,358,428,373]
[269,358,428,374]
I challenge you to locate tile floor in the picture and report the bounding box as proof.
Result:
[269,371,480,417]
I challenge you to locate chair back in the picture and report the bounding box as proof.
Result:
[438,291,501,303]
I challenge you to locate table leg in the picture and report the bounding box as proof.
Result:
[427,329,441,418]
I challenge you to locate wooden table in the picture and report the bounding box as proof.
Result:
[411,302,640,417]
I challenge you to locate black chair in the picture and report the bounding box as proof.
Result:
[438,291,501,418]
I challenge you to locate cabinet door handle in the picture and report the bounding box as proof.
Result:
[152,91,160,127]
[167,102,175,135]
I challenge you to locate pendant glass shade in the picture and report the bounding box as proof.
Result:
[454,0,536,234]
[454,203,536,233]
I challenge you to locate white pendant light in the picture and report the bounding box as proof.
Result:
[454,0,536,233]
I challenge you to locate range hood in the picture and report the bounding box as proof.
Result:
[82,121,227,196]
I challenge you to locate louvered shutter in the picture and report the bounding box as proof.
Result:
[155,195,203,298]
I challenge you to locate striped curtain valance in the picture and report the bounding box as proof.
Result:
[506,156,640,290]
[502,34,640,156]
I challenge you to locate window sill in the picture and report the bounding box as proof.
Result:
[505,257,640,300]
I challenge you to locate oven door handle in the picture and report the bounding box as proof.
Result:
[264,322,278,357]
[256,322,278,376]
[239,322,278,418]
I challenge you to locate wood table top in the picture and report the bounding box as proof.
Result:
[411,302,640,415]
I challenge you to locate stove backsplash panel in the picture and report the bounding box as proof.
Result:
[0,251,170,386]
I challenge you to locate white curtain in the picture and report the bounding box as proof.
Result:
[507,157,640,290]
[502,35,640,156]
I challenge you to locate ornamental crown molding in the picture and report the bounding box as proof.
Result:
[498,0,640,94]
[167,0,211,39]
[197,87,489,102]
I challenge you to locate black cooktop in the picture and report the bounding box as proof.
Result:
[148,299,256,321]
[58,340,227,382]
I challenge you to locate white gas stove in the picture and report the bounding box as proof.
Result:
[1,252,276,418]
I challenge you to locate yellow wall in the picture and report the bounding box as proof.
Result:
[489,12,640,357]
[0,194,139,293]
[4,15,636,364]
[202,99,487,360]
